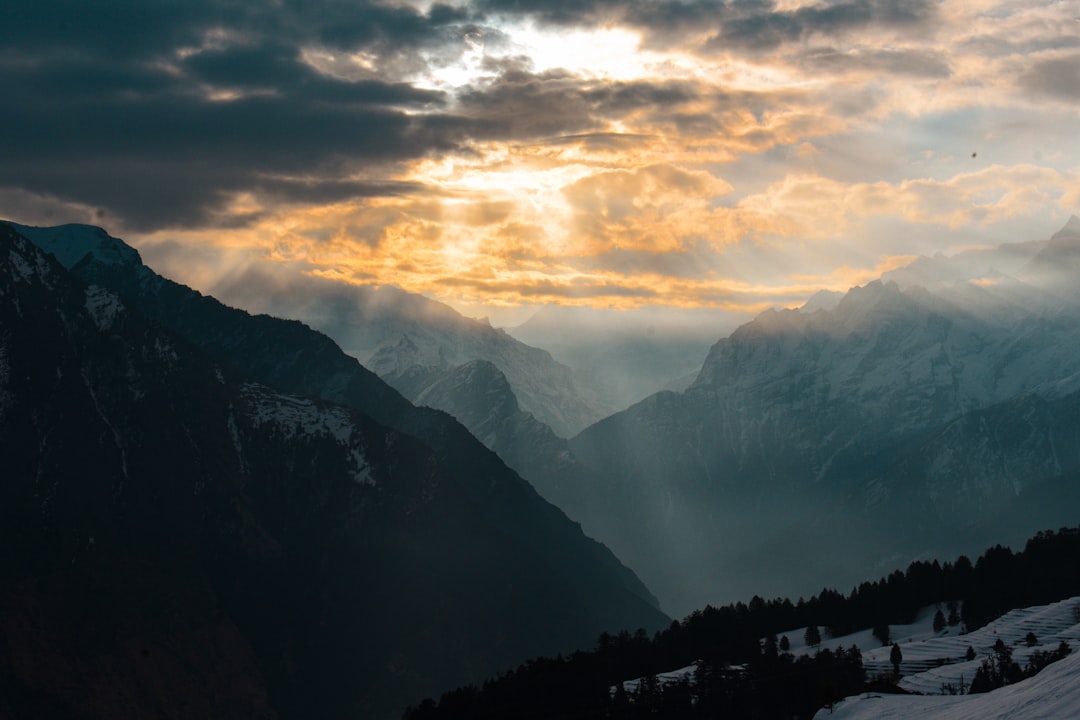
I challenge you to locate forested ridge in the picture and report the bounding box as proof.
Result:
[406,526,1080,719]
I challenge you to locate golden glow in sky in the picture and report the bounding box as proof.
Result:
[5,0,1080,320]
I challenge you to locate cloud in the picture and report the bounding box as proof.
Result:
[1018,52,1080,101]
[563,164,736,253]
[478,0,938,54]
[1,0,1078,316]
[0,0,491,229]
[796,46,951,78]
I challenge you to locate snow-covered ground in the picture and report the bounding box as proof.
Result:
[812,596,1080,719]
[616,663,700,695]
[614,595,1080,715]
[818,647,1080,720]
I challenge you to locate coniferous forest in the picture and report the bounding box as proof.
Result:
[406,527,1080,720]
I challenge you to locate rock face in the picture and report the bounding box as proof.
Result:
[0,222,667,719]
[568,219,1080,616]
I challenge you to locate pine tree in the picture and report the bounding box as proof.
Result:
[779,635,790,653]
[805,624,821,648]
[872,622,890,646]
[933,609,946,633]
[890,643,903,676]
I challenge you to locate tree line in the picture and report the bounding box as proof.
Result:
[404,526,1080,719]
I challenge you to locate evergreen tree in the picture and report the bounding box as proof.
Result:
[779,635,791,653]
[933,609,946,633]
[872,622,890,646]
[947,601,961,627]
[890,643,903,676]
[1026,631,1038,647]
[763,633,779,657]
[805,624,822,648]
[965,645,976,661]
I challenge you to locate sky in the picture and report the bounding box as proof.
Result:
[2,0,1078,324]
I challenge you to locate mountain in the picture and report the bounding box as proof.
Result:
[0,222,667,718]
[205,270,610,437]
[507,304,736,411]
[567,219,1080,616]
[380,360,628,550]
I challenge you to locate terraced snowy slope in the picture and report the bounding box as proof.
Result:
[819,642,1080,719]
[814,595,1080,719]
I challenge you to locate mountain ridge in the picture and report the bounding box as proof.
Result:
[0,221,667,718]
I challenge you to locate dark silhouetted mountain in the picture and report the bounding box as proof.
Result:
[568,219,1080,616]
[0,222,667,719]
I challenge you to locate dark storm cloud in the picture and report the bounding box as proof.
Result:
[0,0,482,230]
[700,0,936,53]
[0,0,940,232]
[478,0,938,53]
[455,71,711,140]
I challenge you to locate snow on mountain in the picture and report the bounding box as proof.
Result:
[568,218,1080,614]
[10,222,142,269]
[83,285,124,330]
[242,384,375,485]
[223,268,611,438]
[6,221,611,438]
[799,289,844,313]
[368,320,610,438]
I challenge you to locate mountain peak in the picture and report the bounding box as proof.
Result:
[3,221,142,270]
[1051,214,1080,241]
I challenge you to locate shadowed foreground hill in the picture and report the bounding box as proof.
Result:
[0,223,667,719]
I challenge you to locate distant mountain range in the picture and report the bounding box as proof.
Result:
[0,222,667,719]
[204,270,610,438]
[567,216,1080,615]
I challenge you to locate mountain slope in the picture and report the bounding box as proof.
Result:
[205,270,610,437]
[568,220,1080,615]
[0,223,666,718]
[381,360,627,546]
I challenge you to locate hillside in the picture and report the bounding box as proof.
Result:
[0,222,667,718]
[408,527,1080,720]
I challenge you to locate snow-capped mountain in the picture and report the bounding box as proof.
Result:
[0,222,667,718]
[568,218,1080,616]
[206,270,610,438]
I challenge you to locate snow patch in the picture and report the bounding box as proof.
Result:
[243,385,375,485]
[7,246,36,282]
[84,285,123,331]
